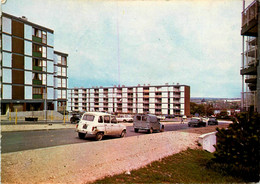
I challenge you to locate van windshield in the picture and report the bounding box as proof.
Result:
[82,115,95,121]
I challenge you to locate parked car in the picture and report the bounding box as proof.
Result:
[116,115,133,122]
[70,114,81,124]
[188,117,206,127]
[157,115,166,120]
[208,117,218,125]
[76,112,126,141]
[133,114,164,133]
[165,115,175,119]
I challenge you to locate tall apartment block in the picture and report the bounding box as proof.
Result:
[241,0,259,113]
[0,12,68,114]
[68,84,190,116]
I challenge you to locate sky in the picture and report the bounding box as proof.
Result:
[2,0,249,98]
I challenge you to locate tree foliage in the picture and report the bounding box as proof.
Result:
[211,112,260,182]
[190,102,214,116]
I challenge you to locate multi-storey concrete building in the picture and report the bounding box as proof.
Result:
[54,51,68,112]
[241,0,259,112]
[0,12,68,114]
[68,84,190,116]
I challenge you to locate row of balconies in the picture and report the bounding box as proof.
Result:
[241,0,258,36]
[70,90,181,96]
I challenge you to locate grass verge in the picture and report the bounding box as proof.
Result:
[93,148,244,183]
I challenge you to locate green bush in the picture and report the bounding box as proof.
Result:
[210,112,260,182]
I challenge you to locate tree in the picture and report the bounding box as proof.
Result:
[210,112,260,182]
[190,102,206,116]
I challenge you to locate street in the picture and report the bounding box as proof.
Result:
[1,122,226,153]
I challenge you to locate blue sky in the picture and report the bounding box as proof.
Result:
[2,0,248,98]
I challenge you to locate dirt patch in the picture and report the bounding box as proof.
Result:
[2,131,199,184]
[2,123,230,183]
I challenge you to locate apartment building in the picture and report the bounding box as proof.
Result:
[0,12,68,114]
[54,51,68,112]
[68,84,190,116]
[241,0,259,112]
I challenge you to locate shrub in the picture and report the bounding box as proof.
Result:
[210,112,260,182]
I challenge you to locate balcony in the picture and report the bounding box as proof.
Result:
[33,66,42,71]
[33,94,42,99]
[242,91,257,111]
[33,79,42,85]
[240,65,257,75]
[241,0,259,36]
[33,51,42,58]
[32,36,42,43]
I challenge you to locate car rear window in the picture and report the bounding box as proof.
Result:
[136,115,142,121]
[82,115,95,121]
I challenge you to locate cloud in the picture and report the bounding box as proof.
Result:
[3,0,243,98]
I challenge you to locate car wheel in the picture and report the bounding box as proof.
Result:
[95,132,103,141]
[148,128,153,134]
[134,128,139,133]
[78,132,85,139]
[120,130,126,138]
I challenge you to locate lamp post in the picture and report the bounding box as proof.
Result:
[44,87,47,123]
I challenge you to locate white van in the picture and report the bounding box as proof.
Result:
[76,112,126,141]
[133,114,164,133]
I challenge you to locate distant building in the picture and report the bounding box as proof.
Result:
[240,0,259,112]
[68,84,190,116]
[0,12,68,114]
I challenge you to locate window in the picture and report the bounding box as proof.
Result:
[42,74,46,85]
[111,116,117,124]
[82,115,94,121]
[42,46,46,58]
[33,58,42,67]
[57,67,62,75]
[42,31,47,44]
[57,56,62,64]
[62,79,66,88]
[61,56,67,65]
[33,87,42,94]
[62,67,66,77]
[33,28,42,38]
[98,116,103,123]
[104,116,110,123]
[42,60,47,72]
[33,44,42,52]
[142,116,147,121]
[32,72,42,80]
[62,90,66,98]
[136,115,142,121]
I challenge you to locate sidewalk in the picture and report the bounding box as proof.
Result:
[0,121,135,132]
[2,130,199,184]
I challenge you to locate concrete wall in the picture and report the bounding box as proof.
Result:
[198,132,217,152]
[5,110,64,121]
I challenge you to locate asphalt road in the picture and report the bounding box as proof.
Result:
[1,122,219,154]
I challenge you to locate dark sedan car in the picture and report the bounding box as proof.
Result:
[70,114,81,124]
[208,117,218,125]
[188,118,206,127]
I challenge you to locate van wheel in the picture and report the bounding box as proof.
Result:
[78,132,85,139]
[134,128,139,133]
[148,128,153,134]
[120,130,126,138]
[95,133,103,141]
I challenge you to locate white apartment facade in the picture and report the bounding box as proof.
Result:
[68,84,190,116]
